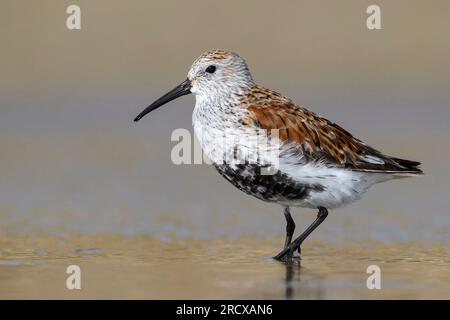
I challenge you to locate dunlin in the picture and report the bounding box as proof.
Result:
[134,50,422,260]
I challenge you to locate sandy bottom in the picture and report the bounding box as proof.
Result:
[0,235,449,299]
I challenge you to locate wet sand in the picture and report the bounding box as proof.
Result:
[0,235,449,299]
[1,0,449,301]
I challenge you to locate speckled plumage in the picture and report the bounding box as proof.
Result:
[190,50,422,210]
[135,49,422,259]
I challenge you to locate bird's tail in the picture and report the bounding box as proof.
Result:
[389,157,423,177]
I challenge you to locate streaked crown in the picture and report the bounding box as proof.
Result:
[188,50,255,97]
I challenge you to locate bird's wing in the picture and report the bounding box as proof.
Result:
[242,91,421,174]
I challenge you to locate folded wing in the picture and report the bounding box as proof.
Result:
[242,89,422,175]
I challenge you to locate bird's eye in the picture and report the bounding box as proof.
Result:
[205,65,216,73]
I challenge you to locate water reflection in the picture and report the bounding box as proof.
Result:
[283,258,302,299]
[1,236,449,299]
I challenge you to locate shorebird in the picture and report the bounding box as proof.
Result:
[134,50,422,260]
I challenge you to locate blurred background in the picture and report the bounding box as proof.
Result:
[1,0,449,241]
[0,0,449,299]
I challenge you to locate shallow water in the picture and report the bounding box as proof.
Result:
[0,235,449,299]
[1,0,449,299]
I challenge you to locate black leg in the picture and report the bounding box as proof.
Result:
[274,207,328,260]
[283,206,295,249]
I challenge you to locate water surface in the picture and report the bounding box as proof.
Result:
[1,235,449,299]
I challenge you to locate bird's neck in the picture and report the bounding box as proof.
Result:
[192,85,253,129]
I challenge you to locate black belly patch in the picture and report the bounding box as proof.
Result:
[214,163,324,203]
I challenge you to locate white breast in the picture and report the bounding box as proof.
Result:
[192,98,269,168]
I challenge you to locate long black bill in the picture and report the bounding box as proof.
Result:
[134,78,191,122]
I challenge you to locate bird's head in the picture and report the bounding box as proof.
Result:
[134,50,254,122]
[188,50,254,97]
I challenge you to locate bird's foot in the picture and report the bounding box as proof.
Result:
[273,241,302,261]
